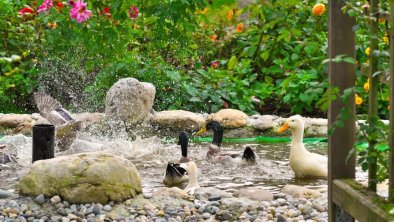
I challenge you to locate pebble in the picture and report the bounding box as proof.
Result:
[202,212,211,219]
[103,205,112,212]
[0,189,13,199]
[34,194,46,205]
[208,196,221,201]
[50,196,61,205]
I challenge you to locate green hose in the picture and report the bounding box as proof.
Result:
[192,136,389,151]
[192,136,327,144]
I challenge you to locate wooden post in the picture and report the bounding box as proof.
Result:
[389,0,394,203]
[328,0,356,221]
[368,0,379,192]
[32,124,55,162]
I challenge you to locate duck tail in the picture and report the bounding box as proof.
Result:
[34,92,62,113]
[34,93,74,121]
[242,147,256,163]
[165,163,187,179]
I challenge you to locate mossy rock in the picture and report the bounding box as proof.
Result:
[19,151,142,204]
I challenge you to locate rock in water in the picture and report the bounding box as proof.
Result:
[105,78,156,125]
[150,110,205,131]
[19,151,142,204]
[207,109,248,128]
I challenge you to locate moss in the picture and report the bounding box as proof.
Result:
[344,179,394,214]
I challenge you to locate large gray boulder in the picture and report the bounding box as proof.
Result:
[19,151,142,204]
[105,78,156,124]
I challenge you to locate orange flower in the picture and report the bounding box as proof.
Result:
[210,34,218,42]
[312,3,325,16]
[201,8,208,15]
[47,22,58,29]
[388,105,391,110]
[235,23,244,33]
[379,18,385,23]
[227,9,234,21]
[355,94,363,105]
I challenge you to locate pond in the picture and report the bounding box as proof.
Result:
[0,134,328,196]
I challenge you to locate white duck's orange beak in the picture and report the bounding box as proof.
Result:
[277,122,289,133]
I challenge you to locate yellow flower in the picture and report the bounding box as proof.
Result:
[201,8,208,15]
[133,24,140,30]
[227,10,234,21]
[365,47,370,56]
[363,79,369,92]
[383,36,389,44]
[210,34,218,42]
[312,3,325,16]
[235,23,244,33]
[355,94,363,105]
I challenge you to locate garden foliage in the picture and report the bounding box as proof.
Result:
[0,0,389,118]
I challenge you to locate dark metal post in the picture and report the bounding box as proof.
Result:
[328,0,356,221]
[32,124,55,162]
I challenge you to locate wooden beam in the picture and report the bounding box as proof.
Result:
[389,0,394,203]
[332,179,394,222]
[368,0,379,192]
[328,0,356,221]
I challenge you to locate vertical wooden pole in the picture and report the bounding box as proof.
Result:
[328,0,356,221]
[368,0,379,192]
[388,0,394,203]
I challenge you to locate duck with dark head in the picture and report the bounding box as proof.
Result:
[196,121,256,164]
[163,131,195,185]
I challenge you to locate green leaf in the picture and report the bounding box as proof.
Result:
[227,55,238,71]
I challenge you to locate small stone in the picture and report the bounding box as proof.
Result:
[208,196,221,201]
[35,194,46,205]
[312,202,326,212]
[92,205,101,215]
[202,213,211,219]
[62,217,70,222]
[103,205,112,212]
[8,200,18,208]
[143,193,153,199]
[20,203,28,213]
[266,213,274,220]
[287,209,299,218]
[157,210,164,217]
[194,203,201,209]
[50,195,61,205]
[0,189,13,199]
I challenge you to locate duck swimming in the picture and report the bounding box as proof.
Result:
[196,121,256,164]
[163,131,192,186]
[34,93,82,151]
[278,115,327,177]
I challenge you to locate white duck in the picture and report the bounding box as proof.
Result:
[278,115,327,177]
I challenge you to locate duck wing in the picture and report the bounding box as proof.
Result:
[163,163,188,185]
[34,93,74,126]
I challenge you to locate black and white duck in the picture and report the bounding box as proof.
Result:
[196,121,256,164]
[34,93,82,151]
[163,131,194,186]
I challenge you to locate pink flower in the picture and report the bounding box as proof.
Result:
[128,5,139,19]
[19,7,35,15]
[211,61,219,69]
[37,0,53,13]
[70,0,92,23]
